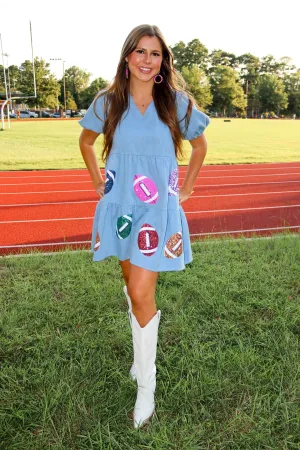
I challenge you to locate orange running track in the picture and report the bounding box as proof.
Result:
[1,162,300,256]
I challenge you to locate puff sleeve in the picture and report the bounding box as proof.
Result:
[78,91,106,134]
[176,92,210,140]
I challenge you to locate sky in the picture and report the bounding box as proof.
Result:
[1,0,299,82]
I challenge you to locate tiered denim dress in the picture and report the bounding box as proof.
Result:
[79,91,210,272]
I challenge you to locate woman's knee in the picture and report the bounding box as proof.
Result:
[127,282,152,308]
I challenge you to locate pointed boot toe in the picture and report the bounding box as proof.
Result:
[133,387,155,428]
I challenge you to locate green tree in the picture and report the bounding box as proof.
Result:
[260,55,295,76]
[0,68,5,94]
[258,74,288,114]
[181,65,212,110]
[79,77,109,108]
[170,39,209,72]
[236,54,261,117]
[63,66,91,108]
[283,69,300,115]
[209,50,239,70]
[66,92,77,110]
[210,65,247,116]
[283,69,300,93]
[6,65,22,94]
[18,57,60,108]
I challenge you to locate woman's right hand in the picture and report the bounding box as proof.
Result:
[93,180,105,199]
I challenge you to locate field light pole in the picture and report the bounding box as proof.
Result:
[1,21,36,131]
[0,33,10,129]
[50,58,66,111]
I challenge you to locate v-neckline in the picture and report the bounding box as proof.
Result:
[129,93,153,117]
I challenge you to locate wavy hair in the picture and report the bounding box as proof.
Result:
[94,24,194,163]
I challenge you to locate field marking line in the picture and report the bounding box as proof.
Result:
[1,204,300,224]
[1,190,300,208]
[2,180,300,196]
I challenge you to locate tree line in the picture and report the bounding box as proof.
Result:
[0,39,299,117]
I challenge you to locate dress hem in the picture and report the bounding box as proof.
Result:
[93,252,193,273]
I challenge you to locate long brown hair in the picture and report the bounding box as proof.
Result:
[94,24,194,163]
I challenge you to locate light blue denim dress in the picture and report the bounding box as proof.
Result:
[79,91,210,272]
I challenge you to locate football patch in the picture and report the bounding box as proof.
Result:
[116,214,132,239]
[94,232,100,252]
[133,175,158,204]
[104,169,116,194]
[164,232,183,258]
[138,223,159,257]
[168,169,179,196]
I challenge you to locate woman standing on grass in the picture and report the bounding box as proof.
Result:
[79,24,209,428]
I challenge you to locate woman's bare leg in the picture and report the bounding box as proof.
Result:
[127,264,159,327]
[119,259,131,287]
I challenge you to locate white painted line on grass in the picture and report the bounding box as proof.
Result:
[190,225,300,236]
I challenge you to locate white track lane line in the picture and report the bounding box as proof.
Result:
[2,180,300,195]
[1,190,300,208]
[2,166,300,179]
[185,204,300,214]
[1,204,300,224]
[0,200,98,207]
[178,172,300,179]
[0,189,93,195]
[1,226,299,250]
[2,172,300,186]
[1,161,299,175]
[1,181,93,186]
[0,217,93,224]
[190,225,300,237]
[0,241,91,249]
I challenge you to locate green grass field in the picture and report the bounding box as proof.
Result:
[1,119,300,170]
[1,235,300,449]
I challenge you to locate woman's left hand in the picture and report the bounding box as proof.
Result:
[179,187,193,204]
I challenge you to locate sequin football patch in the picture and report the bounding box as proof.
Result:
[168,169,179,196]
[104,170,116,194]
[164,232,183,258]
[116,214,132,239]
[133,175,158,204]
[138,223,159,256]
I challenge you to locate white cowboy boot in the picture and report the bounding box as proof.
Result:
[131,310,161,429]
[123,286,137,381]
